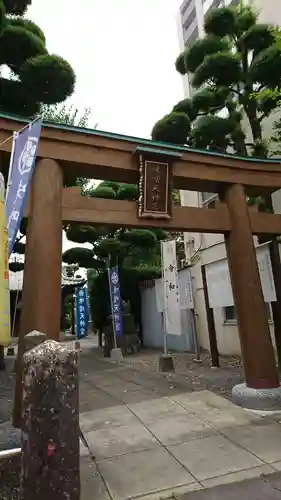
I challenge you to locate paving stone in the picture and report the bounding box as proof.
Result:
[220,423,281,464]
[114,389,163,405]
[98,447,198,500]
[168,434,263,481]
[80,405,138,433]
[176,475,281,500]
[146,414,217,446]
[272,461,281,471]
[266,471,281,493]
[172,391,263,429]
[79,392,119,413]
[85,422,159,459]
[201,464,275,489]
[98,382,141,395]
[80,456,110,500]
[128,396,188,423]
[172,391,234,408]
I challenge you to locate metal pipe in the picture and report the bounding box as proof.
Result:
[0,447,21,460]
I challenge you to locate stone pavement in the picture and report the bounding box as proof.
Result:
[178,473,281,499]
[2,338,281,499]
[78,347,281,500]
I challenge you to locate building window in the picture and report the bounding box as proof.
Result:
[205,0,223,17]
[224,304,272,323]
[181,0,194,17]
[183,7,197,31]
[186,26,199,48]
[224,306,236,322]
[201,192,218,207]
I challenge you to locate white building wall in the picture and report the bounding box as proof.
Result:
[190,241,277,356]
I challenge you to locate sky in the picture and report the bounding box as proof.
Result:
[27,0,184,139]
[25,0,185,254]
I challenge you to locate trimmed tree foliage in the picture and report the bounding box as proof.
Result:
[9,103,92,271]
[41,102,91,128]
[152,4,281,157]
[63,181,169,272]
[152,3,281,367]
[63,182,184,332]
[0,0,76,117]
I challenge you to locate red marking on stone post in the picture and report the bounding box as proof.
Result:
[47,442,56,457]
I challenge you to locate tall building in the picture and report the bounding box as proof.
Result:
[177,0,281,234]
[176,0,281,356]
[177,0,274,98]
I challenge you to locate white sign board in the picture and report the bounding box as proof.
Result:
[156,269,194,312]
[155,278,164,313]
[205,244,276,308]
[161,240,181,335]
[179,270,194,310]
[258,244,276,303]
[205,259,233,308]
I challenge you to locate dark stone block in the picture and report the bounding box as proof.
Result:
[20,340,80,500]
[6,347,15,356]
[157,354,175,372]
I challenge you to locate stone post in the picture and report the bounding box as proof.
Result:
[19,340,79,500]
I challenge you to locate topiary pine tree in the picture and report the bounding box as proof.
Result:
[62,181,169,272]
[62,182,185,333]
[8,103,93,273]
[0,0,76,117]
[152,3,281,367]
[153,4,281,157]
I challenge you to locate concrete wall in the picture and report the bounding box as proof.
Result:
[190,241,277,356]
[141,271,195,352]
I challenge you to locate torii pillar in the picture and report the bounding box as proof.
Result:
[20,158,63,340]
[13,158,63,428]
[221,184,281,410]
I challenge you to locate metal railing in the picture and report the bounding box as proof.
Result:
[0,447,21,460]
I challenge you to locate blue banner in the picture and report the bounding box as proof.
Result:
[6,117,42,257]
[75,286,89,339]
[108,267,123,337]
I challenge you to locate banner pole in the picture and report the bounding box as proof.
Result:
[5,131,17,204]
[74,291,77,340]
[11,280,20,338]
[0,173,11,348]
[163,316,168,356]
[160,241,168,356]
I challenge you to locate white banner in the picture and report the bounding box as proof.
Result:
[205,259,233,308]
[180,269,194,310]
[156,269,194,312]
[161,240,181,335]
[258,244,276,303]
[205,244,276,308]
[155,278,164,313]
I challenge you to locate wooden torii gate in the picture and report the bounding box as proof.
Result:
[1,113,281,394]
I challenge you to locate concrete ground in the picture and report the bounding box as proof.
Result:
[77,342,281,500]
[2,337,281,499]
